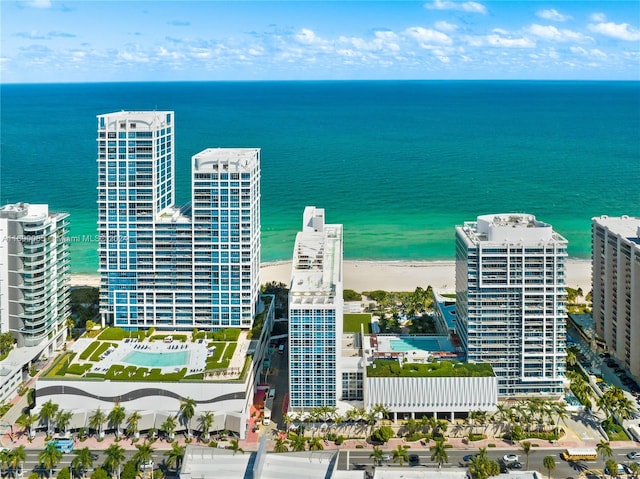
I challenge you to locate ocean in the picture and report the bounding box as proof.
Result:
[1,81,639,273]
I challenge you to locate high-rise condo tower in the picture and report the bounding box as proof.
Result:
[288,207,343,410]
[592,215,640,382]
[455,214,567,397]
[97,111,260,330]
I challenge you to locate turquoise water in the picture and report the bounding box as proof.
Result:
[389,337,453,352]
[122,350,189,368]
[1,81,638,273]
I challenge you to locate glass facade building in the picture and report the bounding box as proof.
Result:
[97,111,260,330]
[288,207,343,410]
[0,203,70,348]
[455,214,567,397]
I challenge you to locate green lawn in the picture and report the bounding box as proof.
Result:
[343,313,372,333]
[367,359,494,378]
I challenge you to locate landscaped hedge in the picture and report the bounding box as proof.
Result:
[367,359,494,378]
[89,342,117,362]
[97,328,146,341]
[65,363,93,376]
[79,341,101,360]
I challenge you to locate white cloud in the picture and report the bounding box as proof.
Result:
[295,28,320,45]
[424,0,486,14]
[26,0,52,8]
[485,34,535,48]
[536,9,571,22]
[435,21,458,32]
[375,30,398,41]
[570,46,607,59]
[528,24,590,42]
[588,22,640,41]
[590,13,607,23]
[405,26,452,47]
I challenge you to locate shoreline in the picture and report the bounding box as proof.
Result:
[70,258,592,294]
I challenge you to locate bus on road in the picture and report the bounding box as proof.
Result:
[561,448,597,461]
[49,438,74,453]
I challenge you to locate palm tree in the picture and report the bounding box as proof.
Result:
[274,438,289,453]
[132,440,155,476]
[161,415,178,441]
[7,446,26,479]
[596,440,613,479]
[543,455,556,479]
[628,463,640,479]
[430,439,448,469]
[104,443,126,479]
[605,459,619,479]
[229,439,245,455]
[89,407,107,439]
[392,445,409,466]
[40,399,59,436]
[108,403,126,439]
[520,441,532,470]
[71,447,95,479]
[370,403,391,422]
[16,412,37,440]
[179,397,197,438]
[370,446,384,466]
[198,411,214,442]
[290,434,306,452]
[307,437,323,451]
[39,441,62,478]
[55,410,73,438]
[126,411,141,439]
[164,441,185,471]
[0,448,9,478]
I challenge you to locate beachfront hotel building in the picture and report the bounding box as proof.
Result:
[97,111,261,330]
[592,215,640,381]
[455,214,568,397]
[288,207,344,410]
[0,202,69,403]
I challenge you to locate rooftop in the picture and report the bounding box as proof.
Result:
[193,147,260,172]
[458,213,566,244]
[42,327,251,382]
[367,359,494,378]
[593,215,640,246]
[290,207,343,302]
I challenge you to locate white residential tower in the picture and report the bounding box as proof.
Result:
[288,207,343,410]
[455,213,567,397]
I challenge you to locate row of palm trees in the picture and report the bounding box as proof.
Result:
[0,440,186,479]
[279,399,572,445]
[284,404,391,430]
[459,398,570,439]
[16,397,219,443]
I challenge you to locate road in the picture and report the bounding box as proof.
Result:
[336,447,640,478]
[14,448,165,477]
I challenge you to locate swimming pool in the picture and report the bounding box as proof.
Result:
[122,350,190,368]
[389,337,453,353]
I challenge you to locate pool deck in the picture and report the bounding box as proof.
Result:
[69,337,210,375]
[376,335,455,354]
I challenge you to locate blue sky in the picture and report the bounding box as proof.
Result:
[1,0,639,83]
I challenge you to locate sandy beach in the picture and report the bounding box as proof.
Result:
[71,259,592,294]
